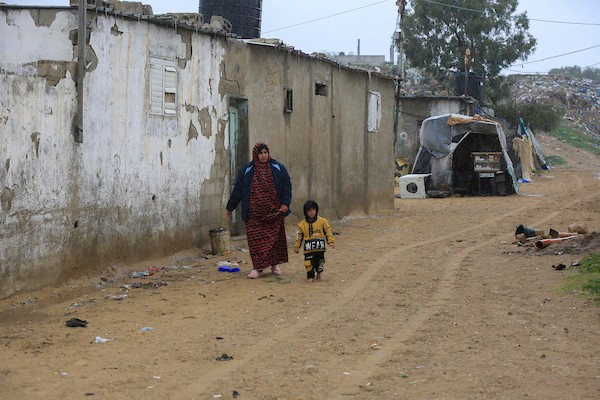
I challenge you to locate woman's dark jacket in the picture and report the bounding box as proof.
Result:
[226,159,292,221]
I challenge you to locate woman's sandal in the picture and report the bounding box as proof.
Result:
[248,269,262,279]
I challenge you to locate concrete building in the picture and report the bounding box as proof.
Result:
[0,1,396,298]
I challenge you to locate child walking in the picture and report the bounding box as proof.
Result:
[294,200,335,283]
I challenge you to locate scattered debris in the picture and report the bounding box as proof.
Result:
[131,281,169,289]
[515,224,541,238]
[131,271,151,278]
[549,228,575,238]
[568,223,588,234]
[106,294,128,301]
[552,263,566,270]
[216,353,233,361]
[65,299,96,310]
[162,265,192,271]
[217,261,240,273]
[65,318,88,328]
[514,223,585,250]
[535,235,579,250]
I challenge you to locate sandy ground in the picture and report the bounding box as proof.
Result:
[1,132,600,400]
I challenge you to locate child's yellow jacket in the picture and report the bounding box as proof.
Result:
[294,216,335,254]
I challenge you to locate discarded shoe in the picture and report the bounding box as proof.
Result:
[65,318,88,328]
[248,269,262,279]
[271,265,281,276]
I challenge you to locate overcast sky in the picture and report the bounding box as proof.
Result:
[8,0,600,75]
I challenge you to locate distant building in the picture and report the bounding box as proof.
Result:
[333,54,387,67]
[332,39,388,67]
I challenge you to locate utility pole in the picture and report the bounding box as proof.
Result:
[392,1,407,143]
[392,0,407,80]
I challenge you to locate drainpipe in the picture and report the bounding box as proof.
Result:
[75,0,86,143]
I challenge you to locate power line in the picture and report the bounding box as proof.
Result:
[261,0,600,69]
[422,0,600,26]
[510,43,600,67]
[264,0,600,36]
[529,18,600,26]
[262,0,391,34]
[504,68,548,74]
[422,0,484,14]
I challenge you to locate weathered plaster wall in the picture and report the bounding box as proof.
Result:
[223,42,396,221]
[1,9,81,297]
[1,7,396,299]
[0,8,229,298]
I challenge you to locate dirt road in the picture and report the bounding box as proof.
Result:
[1,133,599,399]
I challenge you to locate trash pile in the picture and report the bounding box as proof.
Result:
[400,73,600,138]
[514,222,588,250]
[507,74,600,136]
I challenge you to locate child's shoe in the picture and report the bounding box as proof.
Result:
[248,269,262,279]
[317,260,325,273]
[271,265,282,276]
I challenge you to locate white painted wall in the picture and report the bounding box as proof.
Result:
[1,9,80,295]
[0,8,229,298]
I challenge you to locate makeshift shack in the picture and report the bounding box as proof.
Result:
[411,114,519,196]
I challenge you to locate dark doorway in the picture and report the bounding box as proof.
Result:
[228,97,249,235]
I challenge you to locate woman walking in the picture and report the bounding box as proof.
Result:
[226,142,292,278]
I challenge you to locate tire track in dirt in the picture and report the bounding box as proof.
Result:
[180,169,594,398]
[328,209,563,397]
[177,205,547,398]
[330,171,599,396]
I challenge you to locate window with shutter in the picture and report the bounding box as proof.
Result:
[149,57,177,117]
[367,91,381,133]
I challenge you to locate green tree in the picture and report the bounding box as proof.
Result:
[403,0,536,78]
[495,102,562,132]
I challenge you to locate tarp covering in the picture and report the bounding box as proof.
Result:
[412,114,519,195]
[509,119,549,183]
[512,136,535,182]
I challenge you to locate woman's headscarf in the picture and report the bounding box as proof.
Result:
[252,142,271,165]
[250,142,278,219]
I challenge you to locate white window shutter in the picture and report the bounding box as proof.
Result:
[149,58,177,117]
[367,91,381,132]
